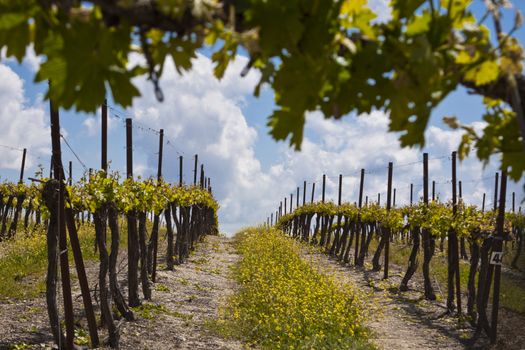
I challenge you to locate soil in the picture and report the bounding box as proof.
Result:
[300,245,525,350]
[0,236,243,350]
[1,234,524,350]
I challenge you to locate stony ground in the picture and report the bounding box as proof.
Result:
[0,236,243,350]
[1,235,524,350]
[300,245,525,350]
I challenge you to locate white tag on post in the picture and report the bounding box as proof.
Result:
[490,251,503,266]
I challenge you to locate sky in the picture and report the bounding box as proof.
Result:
[0,1,524,235]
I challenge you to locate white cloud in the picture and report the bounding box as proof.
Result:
[121,52,522,235]
[272,111,522,214]
[82,107,120,136]
[0,64,50,171]
[1,44,42,73]
[127,53,276,234]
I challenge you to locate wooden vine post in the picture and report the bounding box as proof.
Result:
[49,99,75,349]
[68,161,72,186]
[494,172,499,211]
[393,188,396,208]
[421,153,436,300]
[126,118,141,307]
[447,151,462,314]
[383,162,393,279]
[200,164,205,189]
[19,148,26,183]
[311,182,315,203]
[491,170,508,344]
[101,99,107,172]
[332,174,342,256]
[50,99,98,349]
[194,154,198,185]
[322,175,326,203]
[151,128,164,282]
[303,181,306,206]
[355,168,364,266]
[179,156,183,186]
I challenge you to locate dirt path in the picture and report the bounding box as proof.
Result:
[113,235,242,350]
[0,235,243,350]
[300,247,491,350]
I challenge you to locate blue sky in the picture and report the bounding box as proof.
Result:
[0,1,524,233]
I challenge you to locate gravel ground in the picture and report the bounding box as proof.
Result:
[0,235,244,350]
[300,245,525,350]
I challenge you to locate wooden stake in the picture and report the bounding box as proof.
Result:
[50,100,75,349]
[338,174,342,206]
[126,118,140,307]
[19,148,27,184]
[355,169,364,265]
[179,156,183,186]
[200,164,204,189]
[68,161,72,186]
[384,162,393,279]
[157,129,164,182]
[491,170,507,344]
[393,188,396,207]
[358,169,364,208]
[322,174,326,203]
[494,172,499,211]
[101,99,108,172]
[303,181,306,206]
[194,154,198,185]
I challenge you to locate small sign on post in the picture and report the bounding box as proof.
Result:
[490,251,503,266]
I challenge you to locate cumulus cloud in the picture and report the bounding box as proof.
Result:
[127,53,278,234]
[0,44,43,73]
[274,111,521,215]
[82,52,521,234]
[82,107,120,136]
[0,64,50,171]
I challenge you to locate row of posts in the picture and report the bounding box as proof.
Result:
[267,152,511,343]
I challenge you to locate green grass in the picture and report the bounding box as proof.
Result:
[131,302,169,320]
[214,227,375,350]
[0,222,106,300]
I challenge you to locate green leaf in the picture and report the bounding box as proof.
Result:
[406,11,431,36]
[267,109,305,150]
[464,60,499,86]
